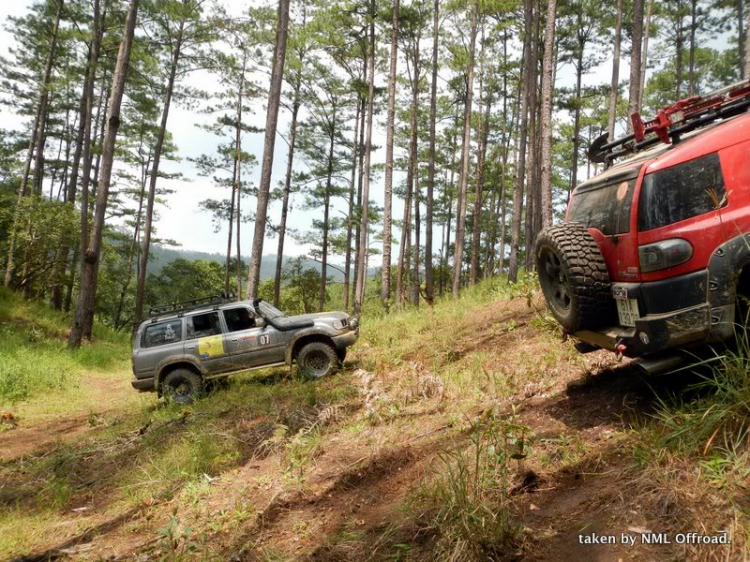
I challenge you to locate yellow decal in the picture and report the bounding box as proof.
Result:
[198,335,225,359]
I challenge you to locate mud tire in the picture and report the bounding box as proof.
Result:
[162,368,203,405]
[535,222,614,332]
[298,342,340,379]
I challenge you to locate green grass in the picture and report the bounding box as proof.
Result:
[0,287,130,406]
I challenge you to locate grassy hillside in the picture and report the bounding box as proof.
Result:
[0,279,748,560]
[0,288,132,410]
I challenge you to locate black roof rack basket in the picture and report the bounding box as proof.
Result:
[148,292,236,320]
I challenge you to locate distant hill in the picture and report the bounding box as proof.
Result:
[147,246,371,282]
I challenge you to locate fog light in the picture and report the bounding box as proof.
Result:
[639,332,650,345]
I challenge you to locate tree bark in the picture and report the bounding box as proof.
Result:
[745,1,750,78]
[628,0,644,128]
[69,0,139,348]
[343,99,360,312]
[4,0,64,286]
[509,1,532,282]
[639,0,653,108]
[32,0,64,196]
[470,38,490,286]
[247,0,291,297]
[381,0,399,311]
[274,87,301,308]
[688,0,697,96]
[524,0,540,271]
[353,0,375,315]
[133,18,185,326]
[412,151,420,307]
[451,0,479,297]
[229,53,247,298]
[540,0,557,228]
[607,0,623,141]
[424,0,439,306]
[318,102,337,312]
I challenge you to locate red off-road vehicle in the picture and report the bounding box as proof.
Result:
[536,80,750,374]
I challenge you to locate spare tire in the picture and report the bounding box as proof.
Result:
[535,222,614,332]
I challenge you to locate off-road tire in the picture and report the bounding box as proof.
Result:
[161,368,203,405]
[298,342,340,379]
[535,221,614,332]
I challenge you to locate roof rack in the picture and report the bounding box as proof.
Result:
[148,292,236,321]
[589,78,750,165]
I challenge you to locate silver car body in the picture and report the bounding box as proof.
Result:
[130,299,359,392]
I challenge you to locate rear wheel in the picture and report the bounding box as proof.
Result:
[161,368,203,404]
[535,222,614,332]
[298,342,340,379]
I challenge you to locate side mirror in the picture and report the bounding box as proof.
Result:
[255,317,266,328]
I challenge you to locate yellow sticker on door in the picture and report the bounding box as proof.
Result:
[198,335,225,359]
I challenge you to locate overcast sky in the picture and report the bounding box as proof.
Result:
[1,1,734,266]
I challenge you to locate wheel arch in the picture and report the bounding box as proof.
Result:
[286,332,337,365]
[155,360,204,391]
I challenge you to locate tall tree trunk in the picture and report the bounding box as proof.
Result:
[509,0,532,283]
[69,0,139,348]
[540,0,557,228]
[274,87,301,308]
[639,0,653,108]
[353,0,376,315]
[4,0,64,286]
[688,0,697,96]
[451,0,479,297]
[229,55,247,298]
[628,0,644,128]
[351,96,366,308]
[469,80,492,285]
[740,0,746,79]
[381,0,399,311]
[570,41,583,196]
[32,0,64,196]
[607,0,623,141]
[247,0,291,297]
[745,1,750,78]
[524,0,540,271]
[412,154,420,306]
[424,0,439,305]
[134,20,185,326]
[395,151,413,308]
[675,0,684,99]
[319,103,336,312]
[343,99,360,312]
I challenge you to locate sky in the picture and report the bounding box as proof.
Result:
[0,1,735,267]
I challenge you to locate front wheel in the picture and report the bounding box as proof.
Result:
[298,342,340,379]
[161,368,203,404]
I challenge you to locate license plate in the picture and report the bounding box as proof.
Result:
[616,299,640,328]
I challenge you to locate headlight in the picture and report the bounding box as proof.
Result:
[638,239,693,272]
[333,318,350,330]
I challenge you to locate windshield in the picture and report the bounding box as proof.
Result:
[258,301,286,319]
[568,169,639,235]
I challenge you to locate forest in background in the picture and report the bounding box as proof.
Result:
[0,0,749,346]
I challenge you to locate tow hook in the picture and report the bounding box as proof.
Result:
[615,344,627,361]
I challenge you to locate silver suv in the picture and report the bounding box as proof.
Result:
[130,296,359,403]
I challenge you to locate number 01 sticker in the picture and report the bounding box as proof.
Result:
[259,334,270,346]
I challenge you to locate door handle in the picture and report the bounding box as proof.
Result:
[186,345,196,350]
[230,338,239,343]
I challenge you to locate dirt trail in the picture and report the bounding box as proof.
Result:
[3,298,713,561]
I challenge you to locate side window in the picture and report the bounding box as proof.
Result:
[142,320,182,348]
[186,312,222,339]
[223,307,256,333]
[639,153,726,231]
[568,179,636,235]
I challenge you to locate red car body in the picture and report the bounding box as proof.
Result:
[565,111,750,358]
